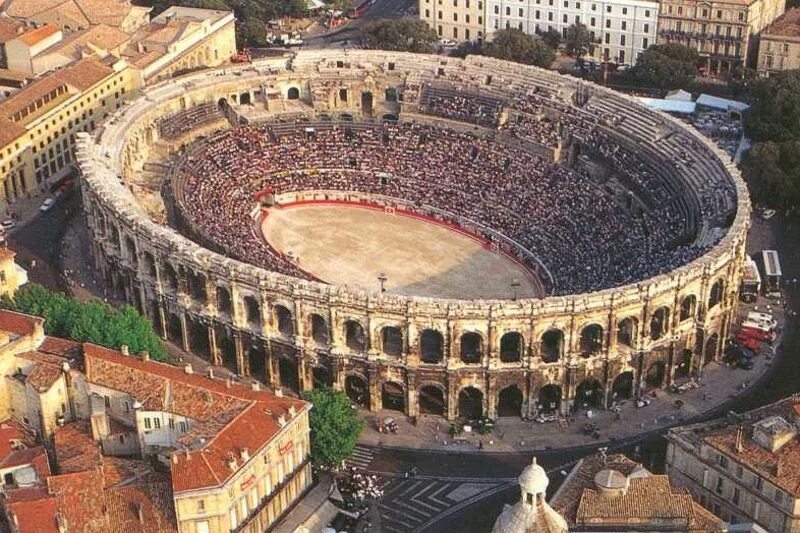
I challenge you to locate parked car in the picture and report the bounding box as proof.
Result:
[1,219,15,230]
[739,326,775,344]
[762,209,776,220]
[746,312,777,329]
[39,198,56,212]
[439,38,456,47]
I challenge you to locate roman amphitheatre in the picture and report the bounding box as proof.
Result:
[77,49,749,423]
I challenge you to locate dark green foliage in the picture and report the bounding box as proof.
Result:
[744,70,800,143]
[484,28,556,68]
[626,43,699,88]
[301,388,364,469]
[564,23,595,57]
[541,28,561,49]
[1,284,168,361]
[360,19,439,53]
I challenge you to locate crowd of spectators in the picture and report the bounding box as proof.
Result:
[419,86,502,128]
[175,114,726,295]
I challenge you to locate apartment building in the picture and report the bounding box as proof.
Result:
[0,310,313,533]
[420,0,487,42]
[666,395,800,532]
[657,0,786,73]
[757,8,800,75]
[485,0,660,65]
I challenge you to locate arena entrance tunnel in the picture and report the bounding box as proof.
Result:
[458,387,484,420]
[345,375,369,407]
[381,382,405,412]
[418,385,445,416]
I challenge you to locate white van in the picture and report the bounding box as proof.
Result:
[747,312,777,328]
[741,320,773,333]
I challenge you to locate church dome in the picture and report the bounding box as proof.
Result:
[518,457,549,495]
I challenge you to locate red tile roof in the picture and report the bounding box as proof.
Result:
[17,24,59,46]
[0,310,42,336]
[6,493,59,533]
[54,422,101,474]
[82,343,308,493]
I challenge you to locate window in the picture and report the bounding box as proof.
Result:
[621,20,626,30]
[197,500,205,514]
[506,6,510,14]
[733,488,741,505]
[643,23,649,33]
[620,34,625,46]
[104,396,110,408]
[154,418,161,429]
[738,12,744,21]
[702,8,708,16]
[465,14,470,22]
[179,421,187,433]
[642,38,648,48]
[169,418,174,429]
[229,507,238,529]
[494,5,499,13]
[124,401,130,413]
[604,33,610,43]
[784,42,789,52]
[644,9,650,17]
[519,8,523,16]
[716,9,722,18]
[775,490,784,505]
[144,418,151,430]
[196,522,210,533]
[715,477,724,495]
[590,16,595,25]
[606,5,611,12]
[606,19,611,28]
[563,14,568,22]
[717,454,729,469]
[622,7,627,14]
[735,465,743,479]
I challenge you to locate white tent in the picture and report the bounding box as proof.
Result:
[638,97,696,114]
[665,89,693,101]
[696,94,750,113]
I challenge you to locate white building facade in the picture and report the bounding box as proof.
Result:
[485,0,660,64]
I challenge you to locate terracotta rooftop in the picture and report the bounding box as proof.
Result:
[551,454,724,531]
[54,421,101,473]
[44,24,130,61]
[0,16,25,44]
[82,343,308,493]
[764,8,800,38]
[0,310,42,337]
[6,492,59,533]
[4,0,149,30]
[16,24,60,47]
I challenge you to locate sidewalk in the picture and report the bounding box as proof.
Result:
[273,474,338,533]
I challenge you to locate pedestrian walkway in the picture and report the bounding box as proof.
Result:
[347,444,375,470]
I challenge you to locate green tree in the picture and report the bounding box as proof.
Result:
[740,141,800,212]
[449,41,484,58]
[360,19,439,53]
[744,70,800,143]
[626,43,699,88]
[238,18,267,49]
[1,284,168,361]
[564,23,595,58]
[541,28,561,49]
[302,388,364,469]
[484,28,555,68]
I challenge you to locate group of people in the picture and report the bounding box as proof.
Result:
[174,107,733,295]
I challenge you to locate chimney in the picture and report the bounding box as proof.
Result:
[139,351,149,362]
[225,378,232,388]
[227,456,238,471]
[56,513,67,533]
[184,364,193,374]
[251,381,260,391]
[207,368,214,379]
[288,405,296,417]
[240,448,250,462]
[171,454,178,464]
[275,388,283,397]
[278,414,286,427]
[135,502,144,524]
[120,345,129,356]
[734,426,744,453]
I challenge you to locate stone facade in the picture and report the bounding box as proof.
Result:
[76,50,750,422]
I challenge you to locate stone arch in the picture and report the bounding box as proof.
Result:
[611,371,634,400]
[541,329,563,362]
[312,366,332,389]
[344,320,366,352]
[166,313,182,343]
[419,329,444,364]
[247,344,266,383]
[708,279,725,309]
[240,92,251,105]
[418,384,445,416]
[579,324,603,357]
[243,295,260,327]
[310,314,328,347]
[217,329,236,373]
[142,251,156,278]
[460,331,483,364]
[278,357,300,394]
[704,333,719,365]
[650,307,670,340]
[537,384,561,413]
[574,378,604,410]
[382,113,398,123]
[497,385,523,417]
[381,381,405,412]
[645,361,666,387]
[163,263,178,292]
[345,374,369,407]
[287,87,300,100]
[188,319,209,359]
[500,332,524,363]
[124,236,137,264]
[457,386,484,420]
[680,295,697,321]
[381,326,403,357]
[186,271,207,304]
[274,305,294,337]
[617,317,638,348]
[216,286,232,316]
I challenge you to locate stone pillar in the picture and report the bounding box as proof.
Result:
[234,332,246,376]
[406,370,418,418]
[368,365,381,412]
[266,343,280,389]
[179,313,190,352]
[156,300,168,340]
[208,325,221,366]
[330,353,346,391]
[297,352,310,392]
[486,374,497,420]
[446,371,458,420]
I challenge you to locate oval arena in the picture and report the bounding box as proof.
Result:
[77,50,750,421]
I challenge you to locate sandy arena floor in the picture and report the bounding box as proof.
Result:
[261,205,542,299]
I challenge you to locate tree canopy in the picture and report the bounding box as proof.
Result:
[625,43,699,88]
[740,141,800,213]
[302,388,364,469]
[744,70,800,143]
[484,28,556,68]
[360,19,439,53]
[0,284,168,361]
[565,23,595,57]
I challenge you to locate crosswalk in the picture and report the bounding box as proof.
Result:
[345,444,375,470]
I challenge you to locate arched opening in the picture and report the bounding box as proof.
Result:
[239,92,251,105]
[645,361,666,388]
[708,279,724,309]
[310,314,328,347]
[167,313,182,343]
[186,271,207,304]
[677,348,693,376]
[345,320,366,352]
[216,286,232,316]
[278,358,300,394]
[704,334,719,365]
[163,264,178,292]
[650,307,670,340]
[419,329,444,364]
[385,87,398,102]
[143,252,156,278]
[574,378,604,410]
[219,332,237,373]
[339,113,354,121]
[361,91,373,115]
[617,317,637,348]
[382,113,398,123]
[248,346,266,383]
[537,385,561,413]
[381,326,403,357]
[611,371,634,400]
[381,382,405,412]
[500,332,524,363]
[313,367,332,389]
[541,330,563,362]
[460,332,482,364]
[418,386,445,416]
[579,324,603,357]
[287,87,300,100]
[243,296,260,327]
[458,387,484,420]
[274,305,294,337]
[497,385,523,417]
[680,295,697,321]
[124,236,137,265]
[188,320,209,359]
[345,375,369,407]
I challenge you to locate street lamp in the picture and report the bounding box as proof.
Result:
[378,273,387,293]
[510,278,521,301]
